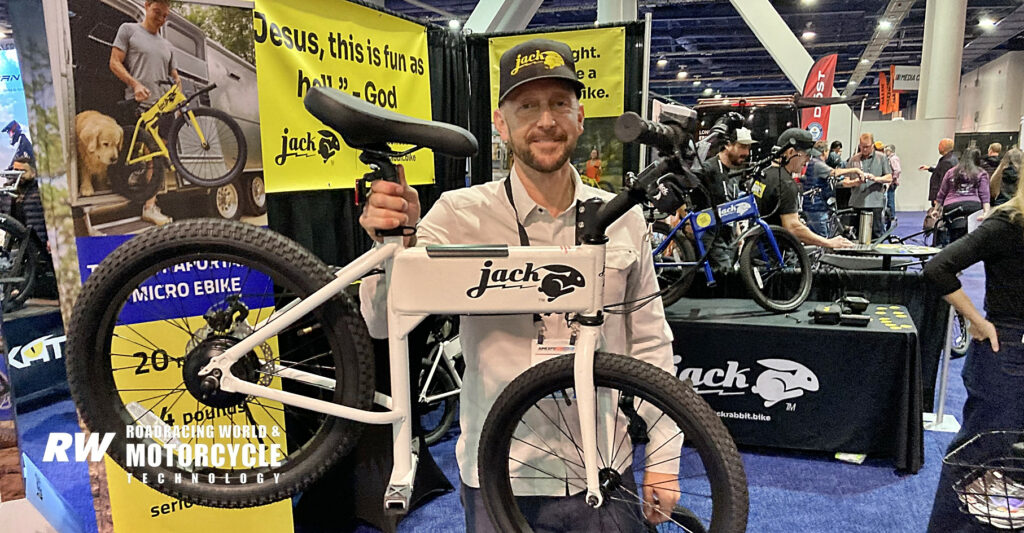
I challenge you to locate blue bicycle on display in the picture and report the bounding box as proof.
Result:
[647,186,813,313]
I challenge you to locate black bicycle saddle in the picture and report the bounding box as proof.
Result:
[304,86,478,158]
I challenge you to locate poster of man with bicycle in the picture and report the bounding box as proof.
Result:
[67,0,265,238]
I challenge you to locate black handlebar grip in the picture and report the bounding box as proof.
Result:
[615,112,685,152]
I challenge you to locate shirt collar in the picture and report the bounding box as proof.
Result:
[508,165,585,222]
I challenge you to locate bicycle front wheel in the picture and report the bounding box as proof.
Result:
[0,215,38,312]
[479,353,748,533]
[738,224,812,313]
[67,219,374,507]
[169,108,247,188]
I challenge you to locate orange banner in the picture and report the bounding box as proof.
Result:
[878,72,890,114]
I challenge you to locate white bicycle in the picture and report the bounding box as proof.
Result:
[67,87,747,532]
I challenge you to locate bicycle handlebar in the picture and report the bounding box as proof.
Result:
[614,112,687,155]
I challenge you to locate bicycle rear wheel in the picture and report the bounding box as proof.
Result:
[169,108,247,188]
[738,224,812,313]
[67,219,374,507]
[0,215,38,312]
[109,126,165,201]
[650,221,697,307]
[479,353,748,533]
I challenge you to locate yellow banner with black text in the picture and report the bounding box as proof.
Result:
[253,0,434,192]
[487,27,627,189]
[488,27,625,118]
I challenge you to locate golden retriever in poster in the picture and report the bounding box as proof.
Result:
[75,110,123,196]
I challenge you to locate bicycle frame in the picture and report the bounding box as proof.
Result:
[652,193,783,285]
[197,235,613,511]
[124,84,209,167]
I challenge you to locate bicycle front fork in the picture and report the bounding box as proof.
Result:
[572,321,606,508]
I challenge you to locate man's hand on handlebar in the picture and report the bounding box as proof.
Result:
[358,165,420,245]
[132,82,151,102]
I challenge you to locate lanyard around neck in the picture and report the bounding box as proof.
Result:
[504,176,584,247]
[504,176,531,246]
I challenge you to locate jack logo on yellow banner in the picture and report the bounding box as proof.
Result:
[254,0,434,192]
[488,27,625,118]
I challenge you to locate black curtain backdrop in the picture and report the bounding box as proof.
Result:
[466,21,646,186]
[267,26,472,267]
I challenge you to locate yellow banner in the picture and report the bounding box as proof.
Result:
[488,27,625,117]
[254,0,434,192]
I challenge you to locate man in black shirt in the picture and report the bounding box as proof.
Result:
[700,127,755,206]
[696,127,756,270]
[750,128,853,249]
[919,138,958,207]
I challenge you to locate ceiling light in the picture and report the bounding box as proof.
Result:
[448,19,461,30]
[676,71,688,79]
[714,93,723,99]
[979,17,997,29]
[703,87,713,95]
[657,57,668,68]
[802,21,816,41]
[692,80,701,86]
[878,20,892,30]
[861,58,870,64]
[801,0,816,4]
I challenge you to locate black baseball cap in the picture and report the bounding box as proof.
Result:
[498,38,585,105]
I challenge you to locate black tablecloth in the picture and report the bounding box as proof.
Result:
[683,269,949,408]
[666,298,924,473]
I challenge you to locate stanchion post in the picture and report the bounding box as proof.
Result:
[924,304,961,432]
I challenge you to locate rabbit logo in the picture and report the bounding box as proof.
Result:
[750,359,819,408]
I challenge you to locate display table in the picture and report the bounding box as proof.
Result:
[666,297,924,473]
[829,243,941,270]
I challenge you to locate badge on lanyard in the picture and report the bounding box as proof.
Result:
[530,322,577,367]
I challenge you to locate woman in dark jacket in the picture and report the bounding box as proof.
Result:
[991,147,1021,207]
[925,174,1024,532]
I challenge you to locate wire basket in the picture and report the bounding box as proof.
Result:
[945,431,1024,530]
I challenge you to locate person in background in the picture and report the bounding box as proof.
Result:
[750,128,852,248]
[826,140,844,169]
[924,165,1024,533]
[921,138,958,208]
[9,157,47,251]
[802,140,862,238]
[990,147,1021,207]
[935,148,990,243]
[2,121,34,170]
[980,142,1002,177]
[109,0,179,226]
[360,38,679,530]
[693,126,757,271]
[873,140,884,153]
[842,132,892,239]
[582,148,603,183]
[883,144,902,228]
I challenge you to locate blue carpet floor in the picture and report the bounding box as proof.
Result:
[22,211,981,532]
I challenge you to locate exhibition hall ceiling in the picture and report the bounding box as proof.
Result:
[386,0,1024,109]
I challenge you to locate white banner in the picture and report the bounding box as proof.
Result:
[891,66,920,92]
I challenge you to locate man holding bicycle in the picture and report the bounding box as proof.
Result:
[359,39,679,531]
[109,0,179,226]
